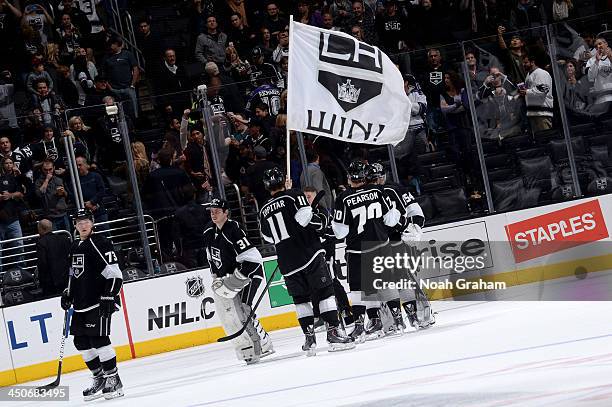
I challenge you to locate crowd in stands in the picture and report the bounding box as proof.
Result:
[0,0,611,279]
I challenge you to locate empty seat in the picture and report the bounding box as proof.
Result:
[519,156,556,192]
[502,134,532,150]
[427,163,457,179]
[548,137,586,163]
[534,129,562,144]
[485,153,513,169]
[421,177,456,193]
[487,167,515,182]
[569,123,596,138]
[492,178,540,212]
[415,194,435,221]
[122,267,147,281]
[515,146,547,159]
[417,151,448,167]
[590,145,609,163]
[431,187,470,217]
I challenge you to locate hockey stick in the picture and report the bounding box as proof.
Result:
[217,264,279,342]
[217,191,326,342]
[38,275,72,389]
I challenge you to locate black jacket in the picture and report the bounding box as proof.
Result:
[36,232,71,296]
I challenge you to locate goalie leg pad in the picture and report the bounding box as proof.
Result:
[213,293,262,363]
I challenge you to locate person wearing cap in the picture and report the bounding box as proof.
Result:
[203,197,274,361]
[248,46,282,90]
[60,208,125,400]
[497,25,527,85]
[241,144,276,205]
[195,15,228,66]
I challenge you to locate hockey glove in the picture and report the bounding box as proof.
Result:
[212,271,251,299]
[99,296,116,318]
[60,288,72,310]
[401,223,423,244]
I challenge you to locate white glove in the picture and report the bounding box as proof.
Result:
[211,271,250,299]
[401,223,423,244]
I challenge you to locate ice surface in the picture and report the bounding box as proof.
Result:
[21,271,612,407]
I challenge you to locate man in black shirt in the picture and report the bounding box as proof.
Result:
[376,0,409,54]
[36,218,70,296]
[60,209,124,400]
[260,167,354,355]
[102,37,140,119]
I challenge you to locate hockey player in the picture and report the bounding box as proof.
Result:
[332,161,401,343]
[260,167,354,355]
[367,163,435,329]
[303,186,353,331]
[60,209,124,401]
[203,198,274,364]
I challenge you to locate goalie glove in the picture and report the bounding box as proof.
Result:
[401,223,423,244]
[212,270,251,299]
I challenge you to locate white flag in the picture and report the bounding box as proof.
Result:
[287,21,411,146]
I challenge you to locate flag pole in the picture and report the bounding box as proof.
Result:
[286,15,294,184]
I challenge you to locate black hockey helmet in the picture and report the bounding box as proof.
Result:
[207,198,229,211]
[263,167,285,190]
[347,160,368,183]
[251,46,263,61]
[73,208,94,223]
[366,162,385,182]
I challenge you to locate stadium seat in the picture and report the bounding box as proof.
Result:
[415,194,435,221]
[548,137,586,163]
[431,187,470,218]
[515,146,547,160]
[519,156,557,193]
[485,153,513,170]
[487,167,516,182]
[421,177,456,193]
[492,178,540,212]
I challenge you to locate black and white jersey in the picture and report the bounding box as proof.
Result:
[202,219,263,280]
[245,84,282,117]
[313,204,336,260]
[259,189,326,276]
[332,184,400,253]
[209,95,226,117]
[70,233,122,312]
[383,182,425,244]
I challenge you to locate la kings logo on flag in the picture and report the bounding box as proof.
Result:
[72,254,85,278]
[318,32,383,112]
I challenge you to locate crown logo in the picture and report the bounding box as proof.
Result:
[337,79,360,104]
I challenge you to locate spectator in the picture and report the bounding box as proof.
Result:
[412,0,448,47]
[84,75,113,108]
[350,25,364,41]
[68,116,94,163]
[56,0,91,40]
[241,145,275,205]
[419,48,448,132]
[174,184,208,269]
[509,0,547,31]
[219,0,253,30]
[497,26,527,85]
[263,2,288,39]
[156,48,191,117]
[244,118,273,154]
[57,0,105,52]
[551,0,575,22]
[465,50,490,90]
[0,136,29,173]
[136,19,161,73]
[297,1,323,27]
[26,62,54,97]
[586,37,612,116]
[143,146,193,258]
[561,60,590,121]
[113,141,149,203]
[0,156,25,270]
[21,3,54,46]
[189,0,216,40]
[520,53,554,133]
[376,0,409,54]
[248,46,282,92]
[327,0,353,30]
[55,65,79,107]
[182,127,214,202]
[440,71,472,168]
[0,69,17,131]
[30,78,64,126]
[322,12,341,31]
[256,27,274,61]
[102,37,140,119]
[272,29,289,65]
[34,160,70,231]
[70,47,97,106]
[227,12,255,58]
[477,67,522,140]
[76,155,108,225]
[300,149,333,210]
[35,218,70,296]
[0,0,22,67]
[253,103,276,134]
[223,45,251,90]
[346,1,377,45]
[56,15,81,64]
[395,74,429,172]
[195,15,228,66]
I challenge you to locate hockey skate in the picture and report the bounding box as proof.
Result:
[403,301,418,329]
[349,315,366,344]
[365,318,384,341]
[82,372,105,401]
[302,326,317,356]
[102,371,124,400]
[326,325,355,352]
[386,307,406,336]
[313,317,326,333]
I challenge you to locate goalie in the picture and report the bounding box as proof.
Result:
[203,199,274,364]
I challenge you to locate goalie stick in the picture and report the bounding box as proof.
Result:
[218,190,327,342]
